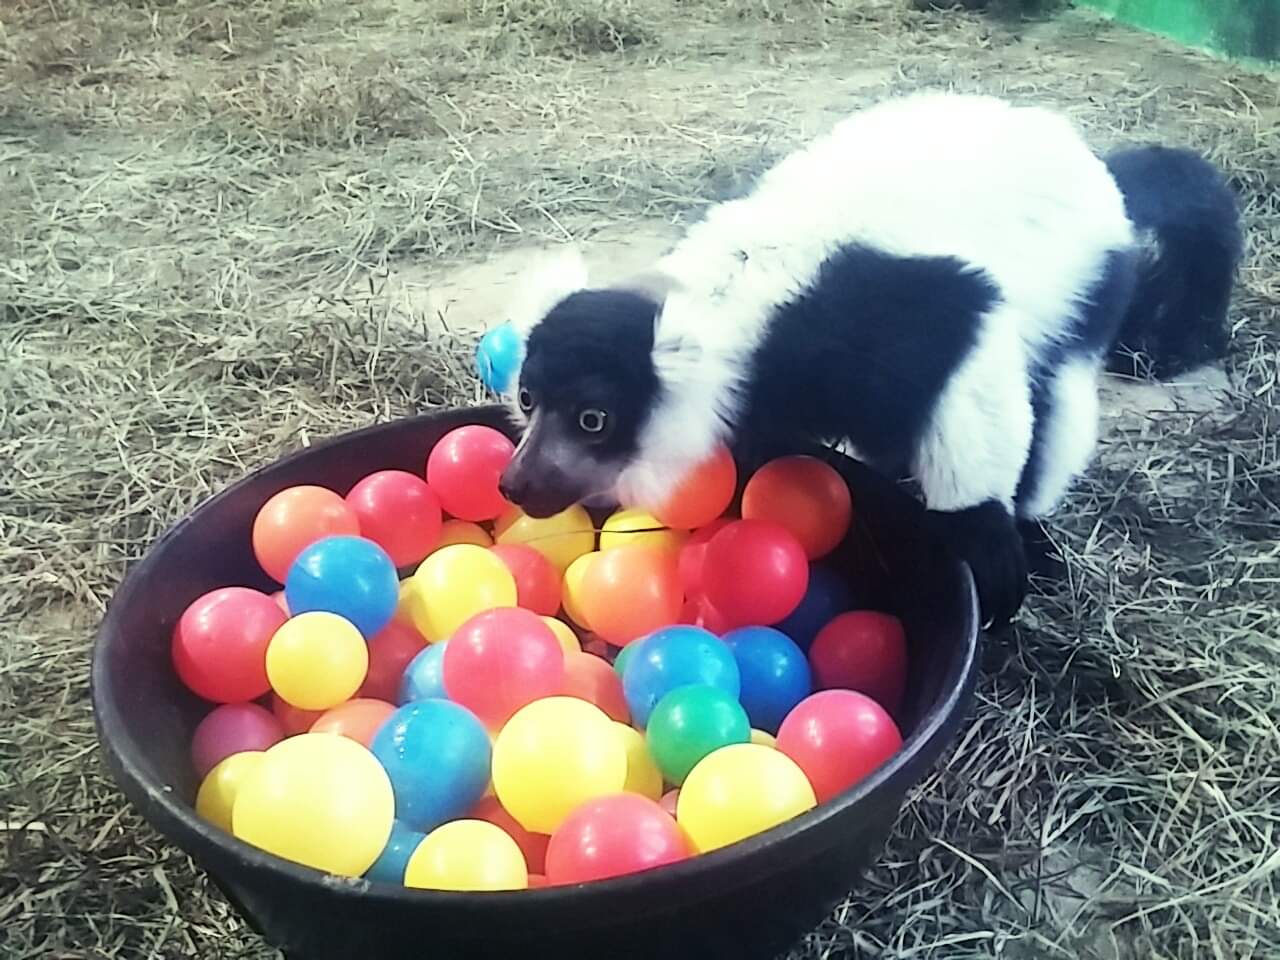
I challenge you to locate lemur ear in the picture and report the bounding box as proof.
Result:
[507,246,590,336]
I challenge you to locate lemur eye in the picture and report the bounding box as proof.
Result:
[518,388,534,413]
[578,409,609,435]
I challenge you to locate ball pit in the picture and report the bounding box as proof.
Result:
[94,408,979,960]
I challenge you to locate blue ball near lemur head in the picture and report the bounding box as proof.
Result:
[476,324,521,394]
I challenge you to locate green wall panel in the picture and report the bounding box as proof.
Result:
[1079,0,1279,65]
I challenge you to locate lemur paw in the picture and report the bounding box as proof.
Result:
[927,501,1028,630]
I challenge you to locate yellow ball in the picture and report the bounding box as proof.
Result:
[540,616,581,655]
[396,577,428,628]
[493,697,627,834]
[404,820,528,891]
[411,544,517,642]
[599,508,685,554]
[266,611,368,710]
[496,505,595,574]
[750,729,777,749]
[436,520,493,549]
[560,550,599,629]
[232,734,394,876]
[614,722,663,801]
[195,751,265,832]
[677,743,816,853]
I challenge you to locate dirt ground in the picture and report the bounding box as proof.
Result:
[3,1,1278,958]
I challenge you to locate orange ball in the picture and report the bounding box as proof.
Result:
[310,698,396,748]
[580,546,682,647]
[252,486,361,584]
[741,456,852,559]
[436,520,493,549]
[652,446,737,530]
[561,651,630,723]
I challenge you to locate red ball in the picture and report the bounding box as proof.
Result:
[561,652,630,723]
[425,425,514,522]
[468,795,550,873]
[442,608,565,727]
[776,690,903,803]
[678,595,730,635]
[357,619,427,703]
[190,703,285,779]
[808,611,908,714]
[491,544,562,617]
[546,794,690,884]
[741,456,853,559]
[677,519,731,598]
[172,588,287,702]
[272,694,325,736]
[345,470,443,568]
[702,520,809,628]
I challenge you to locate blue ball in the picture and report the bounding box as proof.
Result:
[399,640,448,704]
[284,535,399,639]
[364,819,425,885]
[773,564,852,651]
[370,699,491,833]
[476,323,522,394]
[723,626,812,734]
[622,626,740,728]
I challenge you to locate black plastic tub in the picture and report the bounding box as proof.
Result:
[91,405,980,960]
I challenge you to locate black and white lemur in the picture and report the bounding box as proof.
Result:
[495,93,1242,627]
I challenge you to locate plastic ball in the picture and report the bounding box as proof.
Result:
[490,543,562,616]
[614,722,663,800]
[561,651,629,724]
[271,694,325,736]
[399,640,448,704]
[679,595,731,635]
[492,697,627,834]
[443,608,565,728]
[580,546,683,647]
[410,544,517,643]
[172,587,286,703]
[266,611,368,711]
[355,619,425,702]
[774,564,852,651]
[370,699,492,832]
[365,820,426,885]
[404,820,528,892]
[284,535,399,639]
[345,470,443,568]
[468,795,550,874]
[271,590,290,615]
[426,425,514,522]
[751,728,777,748]
[496,504,595,574]
[723,626,813,733]
[599,508,684,554]
[436,519,493,549]
[621,625,740,728]
[191,703,285,779]
[560,551,598,629]
[476,322,522,394]
[646,685,750,785]
[776,690,903,803]
[310,698,396,748]
[677,519,731,598]
[252,485,361,584]
[546,794,690,885]
[808,611,908,714]
[677,743,816,853]
[612,638,640,678]
[652,446,737,530]
[741,456,852,559]
[541,617,581,655]
[232,733,394,876]
[659,789,680,817]
[702,520,809,628]
[195,751,265,832]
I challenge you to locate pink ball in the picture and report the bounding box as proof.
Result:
[345,470,443,568]
[442,607,565,727]
[677,519,731,599]
[702,520,809,628]
[546,794,690,885]
[425,425,514,522]
[776,690,903,803]
[190,703,285,779]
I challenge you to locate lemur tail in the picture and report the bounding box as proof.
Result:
[1104,145,1243,379]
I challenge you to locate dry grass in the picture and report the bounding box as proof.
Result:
[2,0,1278,957]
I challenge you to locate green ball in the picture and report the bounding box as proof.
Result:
[646,685,750,785]
[613,640,640,678]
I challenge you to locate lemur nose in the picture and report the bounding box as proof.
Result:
[498,473,524,504]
